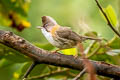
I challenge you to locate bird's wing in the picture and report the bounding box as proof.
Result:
[56,27,83,42]
[56,27,101,42]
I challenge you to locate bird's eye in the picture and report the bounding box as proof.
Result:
[44,24,50,32]
[44,24,48,27]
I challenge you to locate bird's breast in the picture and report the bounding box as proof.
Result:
[41,28,60,47]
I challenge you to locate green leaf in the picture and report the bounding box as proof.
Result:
[90,53,116,64]
[100,5,117,27]
[84,31,98,37]
[61,48,77,56]
[107,36,120,49]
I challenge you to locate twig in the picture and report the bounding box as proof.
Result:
[87,44,101,58]
[67,71,76,77]
[95,0,120,38]
[73,68,86,80]
[84,40,97,54]
[0,30,120,78]
[26,69,69,80]
[23,61,38,79]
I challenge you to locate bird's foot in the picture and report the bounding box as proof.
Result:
[51,49,62,53]
[74,53,78,58]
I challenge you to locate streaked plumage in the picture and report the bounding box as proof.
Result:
[40,16,100,49]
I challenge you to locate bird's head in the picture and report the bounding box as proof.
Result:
[40,16,58,32]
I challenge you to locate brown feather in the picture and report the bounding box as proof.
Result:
[56,27,84,42]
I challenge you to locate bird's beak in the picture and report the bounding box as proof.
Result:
[37,26,42,29]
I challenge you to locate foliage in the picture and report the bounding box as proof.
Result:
[0,0,120,80]
[0,0,31,31]
[101,5,118,27]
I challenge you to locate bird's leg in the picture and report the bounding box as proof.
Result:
[77,42,85,58]
[52,48,63,53]
[75,42,85,58]
[22,61,38,80]
[74,48,78,58]
[74,54,78,58]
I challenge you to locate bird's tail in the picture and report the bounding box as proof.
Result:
[81,36,101,41]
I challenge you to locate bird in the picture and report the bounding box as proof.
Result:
[37,16,100,53]
[23,16,99,79]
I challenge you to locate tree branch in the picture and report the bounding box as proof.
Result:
[95,0,120,38]
[0,30,120,78]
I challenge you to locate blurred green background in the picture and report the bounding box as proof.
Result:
[0,0,120,80]
[0,0,118,42]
